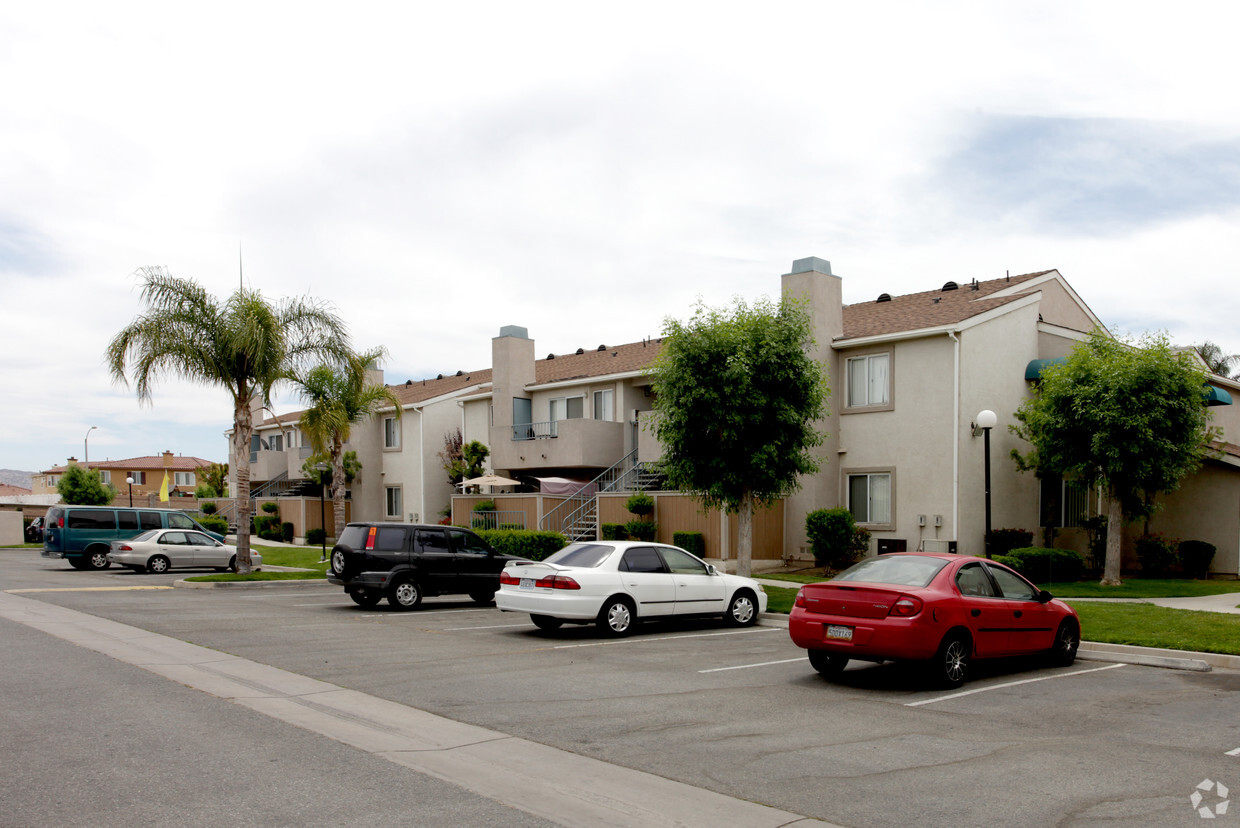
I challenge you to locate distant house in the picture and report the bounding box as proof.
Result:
[230,257,1240,577]
[34,452,217,502]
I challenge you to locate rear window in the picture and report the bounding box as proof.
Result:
[833,556,949,588]
[544,543,614,568]
[67,510,116,530]
[337,525,369,549]
[131,529,161,542]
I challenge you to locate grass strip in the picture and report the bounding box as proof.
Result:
[1068,601,1240,656]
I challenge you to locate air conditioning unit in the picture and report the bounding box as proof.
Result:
[922,539,953,554]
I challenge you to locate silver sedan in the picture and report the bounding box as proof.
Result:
[107,529,261,574]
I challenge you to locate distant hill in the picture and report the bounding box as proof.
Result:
[0,470,35,489]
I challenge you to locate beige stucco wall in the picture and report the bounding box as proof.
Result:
[1023,278,1097,333]
[1146,462,1240,577]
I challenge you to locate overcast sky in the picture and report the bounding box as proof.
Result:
[3,1,1239,475]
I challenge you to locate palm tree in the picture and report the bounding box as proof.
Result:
[291,348,401,539]
[106,267,351,573]
[1195,340,1240,379]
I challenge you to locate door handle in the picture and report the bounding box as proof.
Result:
[971,609,981,617]
[1014,610,1023,618]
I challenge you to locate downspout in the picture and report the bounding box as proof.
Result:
[948,330,960,544]
[418,404,426,523]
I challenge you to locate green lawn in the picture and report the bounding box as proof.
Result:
[1068,602,1240,656]
[1042,579,1240,599]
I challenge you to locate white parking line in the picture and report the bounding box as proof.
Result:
[552,627,780,650]
[904,663,1127,707]
[1225,747,1240,757]
[699,657,806,673]
[442,623,537,631]
[358,607,492,618]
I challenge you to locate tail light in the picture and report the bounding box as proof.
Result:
[889,596,923,617]
[499,571,520,585]
[794,589,807,608]
[117,544,133,552]
[536,574,580,590]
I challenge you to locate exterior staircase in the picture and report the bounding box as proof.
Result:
[538,451,665,541]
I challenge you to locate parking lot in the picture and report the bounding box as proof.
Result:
[5,548,1240,826]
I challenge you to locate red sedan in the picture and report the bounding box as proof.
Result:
[789,553,1080,687]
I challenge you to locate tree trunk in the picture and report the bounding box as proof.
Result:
[233,394,254,575]
[1100,492,1123,586]
[736,491,754,578]
[330,436,346,540]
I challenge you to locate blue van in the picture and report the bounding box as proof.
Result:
[42,506,226,571]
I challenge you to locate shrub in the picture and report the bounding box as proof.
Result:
[472,500,496,513]
[1136,533,1178,577]
[601,523,629,540]
[1003,547,1086,583]
[281,522,294,543]
[625,493,655,518]
[261,502,279,515]
[475,529,568,561]
[1179,540,1217,579]
[986,528,1033,558]
[993,554,1021,570]
[200,501,218,515]
[306,528,326,546]
[806,508,864,569]
[673,531,706,557]
[625,520,657,541]
[197,514,228,534]
[195,483,219,499]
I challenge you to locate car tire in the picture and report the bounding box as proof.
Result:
[147,555,171,575]
[1048,619,1080,667]
[808,649,848,677]
[349,588,382,608]
[388,578,422,610]
[84,547,111,571]
[69,557,90,570]
[724,590,759,627]
[931,632,971,689]
[227,555,238,573]
[531,614,563,631]
[330,549,349,577]
[597,596,635,637]
[470,590,496,605]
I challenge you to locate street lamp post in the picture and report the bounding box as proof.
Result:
[84,426,97,466]
[315,463,329,562]
[974,409,998,558]
[126,476,134,507]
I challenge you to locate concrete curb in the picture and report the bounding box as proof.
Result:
[175,578,330,590]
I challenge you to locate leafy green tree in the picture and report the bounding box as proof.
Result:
[1194,340,1239,379]
[291,348,400,538]
[302,450,361,485]
[1012,331,1216,585]
[57,465,115,505]
[106,267,350,573]
[650,297,828,577]
[200,462,229,497]
[439,430,490,488]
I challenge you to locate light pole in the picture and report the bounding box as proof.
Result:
[84,426,97,466]
[315,462,329,562]
[974,409,998,558]
[126,476,134,507]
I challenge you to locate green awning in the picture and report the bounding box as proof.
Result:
[1025,358,1067,381]
[1205,385,1234,406]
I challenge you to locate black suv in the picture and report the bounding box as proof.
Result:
[327,522,523,609]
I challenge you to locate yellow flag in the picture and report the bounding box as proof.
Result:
[159,471,170,502]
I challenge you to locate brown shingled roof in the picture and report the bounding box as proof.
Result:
[535,339,663,384]
[41,456,216,475]
[841,271,1051,340]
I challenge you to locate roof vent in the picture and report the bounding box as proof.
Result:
[455,370,463,377]
[436,374,443,380]
[942,281,959,291]
[933,297,941,304]
[405,380,412,386]
[575,347,584,355]
[597,344,607,351]
[547,353,556,360]
[876,293,892,303]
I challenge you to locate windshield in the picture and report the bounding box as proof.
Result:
[130,529,161,542]
[833,555,949,588]
[543,543,614,568]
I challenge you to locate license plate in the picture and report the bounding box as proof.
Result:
[826,624,853,641]
[519,578,535,590]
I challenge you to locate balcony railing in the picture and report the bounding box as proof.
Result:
[512,420,558,441]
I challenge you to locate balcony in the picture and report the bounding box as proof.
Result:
[491,418,625,471]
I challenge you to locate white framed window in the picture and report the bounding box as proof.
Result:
[128,471,146,485]
[385,486,403,519]
[847,471,893,526]
[550,396,584,421]
[1040,477,1100,528]
[174,472,195,487]
[846,353,891,409]
[593,389,614,421]
[99,471,111,484]
[384,416,400,449]
[286,429,297,448]
[268,433,284,452]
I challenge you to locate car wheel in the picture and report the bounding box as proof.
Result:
[388,578,422,610]
[470,590,496,605]
[808,649,848,677]
[531,614,563,631]
[597,596,635,637]
[349,588,382,608]
[84,547,111,571]
[147,555,171,575]
[1048,619,1080,667]
[932,632,971,689]
[227,555,238,573]
[330,549,349,577]
[724,590,759,627]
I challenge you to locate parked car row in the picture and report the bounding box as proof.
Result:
[107,529,260,574]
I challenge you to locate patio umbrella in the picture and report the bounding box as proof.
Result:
[458,474,523,489]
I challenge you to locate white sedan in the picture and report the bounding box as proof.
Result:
[495,541,767,635]
[107,529,261,574]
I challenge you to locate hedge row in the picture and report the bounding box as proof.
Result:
[475,529,569,561]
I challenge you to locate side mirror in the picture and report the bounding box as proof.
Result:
[706,564,719,576]
[1037,589,1053,604]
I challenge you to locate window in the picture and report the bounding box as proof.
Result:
[118,512,138,531]
[955,563,996,597]
[416,528,449,553]
[846,353,890,408]
[174,472,195,487]
[658,546,709,575]
[384,417,400,449]
[620,547,667,573]
[848,472,892,525]
[99,471,111,484]
[140,511,162,530]
[593,389,614,421]
[550,396,584,421]
[168,513,195,530]
[1040,476,1099,528]
[268,433,283,452]
[127,471,146,485]
[286,429,297,448]
[67,510,115,530]
[986,564,1039,600]
[448,529,490,555]
[385,486,402,518]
